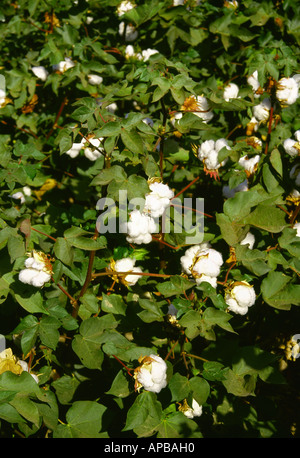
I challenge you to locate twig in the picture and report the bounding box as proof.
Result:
[31,227,57,242]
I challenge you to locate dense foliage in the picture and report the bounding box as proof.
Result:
[0,0,299,438]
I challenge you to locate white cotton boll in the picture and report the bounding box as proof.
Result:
[290,164,300,187]
[141,48,159,61]
[180,244,203,275]
[66,142,83,158]
[238,154,261,174]
[25,257,45,271]
[31,66,49,81]
[293,222,300,237]
[19,268,39,285]
[117,0,135,16]
[30,271,51,287]
[223,82,239,101]
[252,98,271,122]
[222,179,248,199]
[119,21,138,41]
[226,282,256,315]
[53,57,75,73]
[83,137,104,161]
[106,102,118,113]
[170,111,183,127]
[183,399,203,419]
[294,130,300,142]
[144,182,174,218]
[276,77,299,105]
[87,74,103,85]
[22,186,31,197]
[247,70,260,98]
[11,191,25,204]
[240,232,255,249]
[136,354,167,393]
[193,248,223,278]
[194,95,214,123]
[125,210,157,244]
[197,140,215,160]
[114,257,142,285]
[284,139,300,157]
[17,360,29,372]
[196,274,217,288]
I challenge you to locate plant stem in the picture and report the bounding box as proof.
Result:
[31,227,57,242]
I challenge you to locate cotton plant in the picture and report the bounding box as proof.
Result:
[133,354,168,393]
[180,242,223,288]
[18,250,53,288]
[119,22,138,41]
[117,0,135,16]
[225,281,256,315]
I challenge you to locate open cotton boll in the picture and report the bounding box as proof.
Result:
[223,82,239,101]
[83,138,104,161]
[117,0,135,16]
[134,354,167,393]
[293,222,300,237]
[119,21,138,41]
[66,142,83,158]
[31,66,49,81]
[52,57,75,73]
[284,138,300,157]
[113,257,143,286]
[141,48,159,61]
[124,210,157,244]
[276,77,299,106]
[180,399,203,419]
[238,154,261,174]
[252,98,271,122]
[87,74,103,85]
[143,182,174,218]
[240,232,255,249]
[247,70,261,98]
[225,281,256,315]
[19,251,52,288]
[194,95,214,123]
[11,191,26,204]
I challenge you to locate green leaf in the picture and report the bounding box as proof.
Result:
[53,401,106,438]
[261,271,300,309]
[123,391,162,431]
[53,237,74,266]
[157,275,194,298]
[120,128,144,155]
[101,293,127,316]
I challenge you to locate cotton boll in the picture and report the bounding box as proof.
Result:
[284,139,300,157]
[125,210,157,244]
[134,354,167,393]
[114,257,143,286]
[238,154,261,174]
[31,271,51,287]
[119,21,138,41]
[66,142,83,158]
[223,82,239,101]
[117,0,135,16]
[225,281,256,315]
[53,57,75,73]
[83,137,104,161]
[247,70,261,98]
[240,232,255,249]
[293,222,300,237]
[252,98,271,122]
[11,191,25,204]
[87,74,103,85]
[276,77,299,106]
[182,399,203,419]
[19,268,39,285]
[144,182,174,218]
[31,66,49,81]
[141,48,159,61]
[194,95,214,123]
